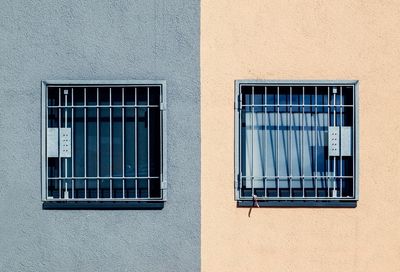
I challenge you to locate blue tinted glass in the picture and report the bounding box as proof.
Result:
[137,87,147,105]
[112,108,123,177]
[125,108,135,177]
[73,87,84,106]
[99,108,110,177]
[279,87,290,105]
[149,108,160,177]
[137,108,148,177]
[266,87,277,105]
[87,108,97,177]
[74,108,84,177]
[48,88,59,106]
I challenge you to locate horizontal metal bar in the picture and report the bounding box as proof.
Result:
[241,176,353,179]
[48,105,159,109]
[43,79,166,86]
[44,197,164,202]
[238,196,356,201]
[236,80,358,86]
[48,176,160,180]
[241,104,353,107]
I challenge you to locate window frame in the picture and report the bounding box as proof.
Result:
[234,80,359,207]
[41,80,167,208]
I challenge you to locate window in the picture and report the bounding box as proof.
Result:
[41,80,166,208]
[235,80,358,207]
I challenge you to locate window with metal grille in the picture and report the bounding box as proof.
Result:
[41,80,166,207]
[235,80,358,207]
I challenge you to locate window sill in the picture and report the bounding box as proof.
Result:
[42,201,165,210]
[237,200,357,208]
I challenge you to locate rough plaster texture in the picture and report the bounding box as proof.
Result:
[0,1,200,271]
[201,1,400,271]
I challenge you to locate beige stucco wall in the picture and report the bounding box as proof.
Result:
[201,1,400,271]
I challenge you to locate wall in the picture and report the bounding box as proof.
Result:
[201,1,400,271]
[0,0,200,271]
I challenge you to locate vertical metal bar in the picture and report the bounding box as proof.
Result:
[251,86,254,197]
[96,87,100,199]
[340,86,343,197]
[44,84,48,200]
[327,87,330,197]
[71,88,74,199]
[333,87,337,197]
[238,88,242,199]
[302,86,305,198]
[353,86,355,197]
[264,86,267,197]
[277,86,280,197]
[289,87,292,197]
[147,87,150,198]
[58,88,61,199]
[64,90,68,199]
[122,88,125,198]
[135,87,138,198]
[84,88,87,199]
[109,87,112,198]
[314,86,317,198]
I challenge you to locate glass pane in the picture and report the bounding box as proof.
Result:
[150,178,161,198]
[279,87,290,105]
[74,108,84,177]
[99,108,110,177]
[304,87,315,105]
[266,106,276,177]
[125,179,136,198]
[87,108,97,177]
[99,87,110,105]
[125,108,135,177]
[138,179,148,198]
[252,107,266,178]
[278,106,289,176]
[112,87,122,105]
[343,86,353,105]
[112,179,123,198]
[303,106,314,176]
[48,87,59,106]
[137,108,148,177]
[73,87,84,106]
[149,87,160,105]
[137,87,147,105]
[87,179,97,198]
[317,86,328,105]
[99,179,110,198]
[291,107,301,177]
[86,87,97,105]
[149,108,160,177]
[74,179,85,198]
[112,108,122,177]
[241,86,252,105]
[253,86,265,105]
[125,87,135,105]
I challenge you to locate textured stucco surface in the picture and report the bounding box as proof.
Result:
[0,1,200,271]
[201,1,400,271]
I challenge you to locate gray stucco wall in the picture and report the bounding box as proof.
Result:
[0,1,200,271]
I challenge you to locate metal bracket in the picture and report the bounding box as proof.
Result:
[47,128,59,157]
[328,126,352,157]
[60,128,72,158]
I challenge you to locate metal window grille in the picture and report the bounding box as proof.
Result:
[235,80,358,204]
[41,80,167,202]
